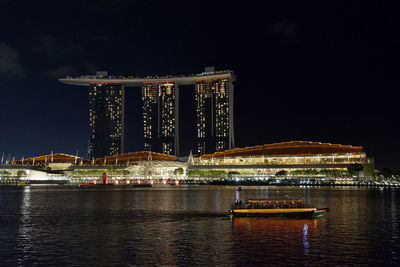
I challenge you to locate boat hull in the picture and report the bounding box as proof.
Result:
[78,183,95,187]
[230,208,326,219]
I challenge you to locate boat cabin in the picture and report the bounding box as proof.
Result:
[234,198,305,209]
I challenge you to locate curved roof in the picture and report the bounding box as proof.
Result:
[92,151,177,165]
[15,153,80,164]
[59,71,236,87]
[13,151,177,166]
[200,141,364,159]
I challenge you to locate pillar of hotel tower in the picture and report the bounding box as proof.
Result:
[142,82,179,156]
[195,78,234,155]
[88,83,124,159]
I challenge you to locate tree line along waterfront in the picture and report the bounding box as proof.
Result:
[1,163,400,187]
[186,164,400,186]
[187,164,367,178]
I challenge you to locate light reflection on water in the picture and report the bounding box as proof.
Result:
[303,223,309,257]
[231,217,324,265]
[0,185,398,266]
[17,187,32,265]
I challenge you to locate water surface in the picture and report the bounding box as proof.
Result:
[0,186,398,266]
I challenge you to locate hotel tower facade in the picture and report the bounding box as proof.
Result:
[59,68,235,158]
[88,82,124,159]
[142,82,179,155]
[195,77,234,155]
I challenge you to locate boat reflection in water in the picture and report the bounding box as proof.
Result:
[231,217,327,265]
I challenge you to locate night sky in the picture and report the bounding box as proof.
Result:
[1,0,399,169]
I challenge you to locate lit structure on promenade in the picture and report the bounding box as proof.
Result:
[6,151,184,185]
[190,141,374,178]
[4,141,376,185]
[59,68,236,157]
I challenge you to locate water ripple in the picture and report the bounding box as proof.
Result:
[0,186,399,266]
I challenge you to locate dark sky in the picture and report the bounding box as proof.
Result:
[0,0,399,169]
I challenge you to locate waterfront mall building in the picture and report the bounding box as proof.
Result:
[1,141,374,185]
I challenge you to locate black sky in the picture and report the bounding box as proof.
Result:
[0,0,399,169]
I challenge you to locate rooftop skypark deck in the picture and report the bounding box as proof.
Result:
[59,70,236,87]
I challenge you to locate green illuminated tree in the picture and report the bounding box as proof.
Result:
[347,164,364,176]
[363,164,375,179]
[174,168,184,175]
[17,170,26,176]
[275,170,288,177]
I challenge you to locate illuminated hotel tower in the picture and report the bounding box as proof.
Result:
[142,82,179,156]
[59,68,234,158]
[88,83,124,159]
[195,77,234,155]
